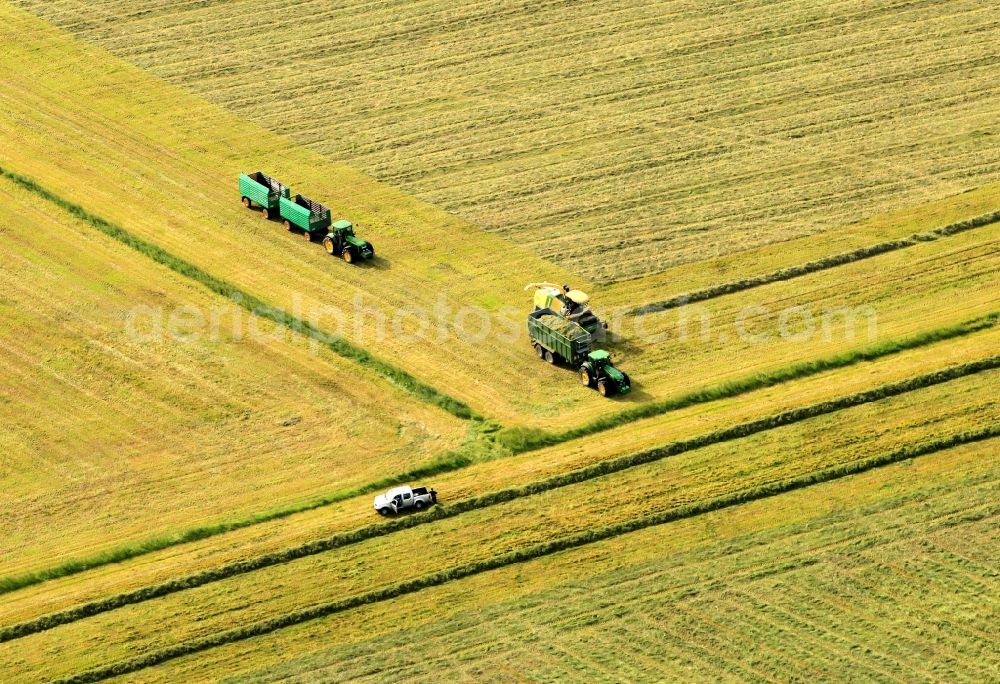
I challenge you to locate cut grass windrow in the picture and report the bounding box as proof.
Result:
[627,208,1000,315]
[8,354,999,644]
[0,165,475,420]
[498,312,1000,452]
[2,311,996,599]
[53,425,1000,684]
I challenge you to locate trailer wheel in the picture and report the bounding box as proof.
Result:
[598,380,610,397]
[323,237,335,255]
[534,344,544,359]
[283,220,292,231]
[261,207,271,220]
[241,196,251,208]
[544,350,555,364]
[343,248,354,264]
[302,229,313,241]
[580,368,592,387]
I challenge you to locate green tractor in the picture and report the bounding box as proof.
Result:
[322,220,375,264]
[578,350,631,397]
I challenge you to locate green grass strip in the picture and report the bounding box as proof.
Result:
[54,425,1000,684]
[0,164,475,420]
[498,311,1000,452]
[630,209,1000,316]
[8,354,999,643]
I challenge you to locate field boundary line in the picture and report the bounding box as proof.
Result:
[7,354,999,643]
[628,209,1000,316]
[53,425,1000,684]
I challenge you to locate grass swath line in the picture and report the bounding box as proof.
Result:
[629,209,1000,316]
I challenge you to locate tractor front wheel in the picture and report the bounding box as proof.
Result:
[241,196,251,208]
[544,350,555,364]
[580,367,592,387]
[261,207,271,220]
[598,380,610,397]
[343,249,354,264]
[323,237,335,255]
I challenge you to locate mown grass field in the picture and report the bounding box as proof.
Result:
[16,0,1000,281]
[2,14,996,427]
[0,173,468,575]
[2,327,994,633]
[183,438,998,683]
[1,365,995,680]
[2,1,1000,682]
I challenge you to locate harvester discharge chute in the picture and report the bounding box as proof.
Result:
[525,282,606,338]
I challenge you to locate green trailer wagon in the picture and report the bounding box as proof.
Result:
[279,194,331,240]
[527,308,630,396]
[239,171,289,219]
[527,308,592,366]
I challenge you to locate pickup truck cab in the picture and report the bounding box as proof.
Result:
[374,485,437,516]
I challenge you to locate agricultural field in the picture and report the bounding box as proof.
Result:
[2,374,995,680]
[3,3,998,429]
[0,173,468,575]
[1,322,996,632]
[169,437,999,683]
[15,0,1000,281]
[2,0,1000,682]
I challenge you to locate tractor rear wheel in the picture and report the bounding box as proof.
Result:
[261,207,271,219]
[544,350,555,364]
[241,196,251,208]
[580,368,592,386]
[343,249,354,264]
[598,380,610,397]
[323,237,335,255]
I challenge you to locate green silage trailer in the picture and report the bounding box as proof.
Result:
[279,194,332,240]
[527,308,592,365]
[239,171,289,219]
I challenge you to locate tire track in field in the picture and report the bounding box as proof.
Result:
[52,426,1000,683]
[6,357,998,644]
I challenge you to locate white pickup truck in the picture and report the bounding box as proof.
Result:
[373,485,437,516]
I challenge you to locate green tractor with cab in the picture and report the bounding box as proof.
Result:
[527,309,631,397]
[578,349,631,397]
[322,219,374,264]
